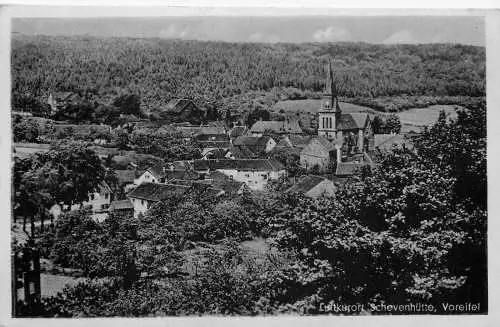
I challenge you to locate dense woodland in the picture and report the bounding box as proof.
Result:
[12,35,485,115]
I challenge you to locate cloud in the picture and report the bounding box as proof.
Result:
[382,30,417,44]
[248,32,281,43]
[159,24,189,39]
[312,26,351,42]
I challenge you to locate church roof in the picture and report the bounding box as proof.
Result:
[336,113,369,130]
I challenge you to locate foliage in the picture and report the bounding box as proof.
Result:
[264,102,487,313]
[12,37,485,116]
[128,129,201,161]
[112,93,142,116]
[49,210,139,284]
[13,116,40,143]
[372,113,401,134]
[245,108,271,127]
[41,241,290,317]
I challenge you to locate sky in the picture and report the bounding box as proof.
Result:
[12,16,485,46]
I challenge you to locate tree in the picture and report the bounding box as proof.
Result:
[13,117,40,143]
[113,94,141,116]
[372,114,384,134]
[385,114,402,134]
[245,108,270,128]
[23,142,106,209]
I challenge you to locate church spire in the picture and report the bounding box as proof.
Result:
[324,61,334,95]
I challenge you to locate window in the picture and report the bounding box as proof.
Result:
[145,175,149,179]
[262,175,268,180]
[141,200,144,206]
[229,175,234,180]
[104,193,109,199]
[322,117,325,129]
[245,174,250,178]
[90,194,95,201]
[102,204,109,210]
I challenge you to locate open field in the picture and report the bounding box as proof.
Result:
[396,105,460,126]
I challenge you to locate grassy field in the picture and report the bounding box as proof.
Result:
[272,99,461,133]
[396,105,460,126]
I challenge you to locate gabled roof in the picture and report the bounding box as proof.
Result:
[51,92,80,102]
[115,170,138,185]
[146,166,167,180]
[288,135,312,148]
[229,126,247,138]
[128,182,189,201]
[275,136,293,148]
[164,170,201,181]
[286,175,331,194]
[233,136,272,147]
[228,145,257,159]
[193,159,285,172]
[109,199,134,211]
[336,113,369,130]
[164,99,196,114]
[200,141,232,149]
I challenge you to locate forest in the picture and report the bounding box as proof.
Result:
[11,35,485,116]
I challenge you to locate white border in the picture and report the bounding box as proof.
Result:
[1,3,499,327]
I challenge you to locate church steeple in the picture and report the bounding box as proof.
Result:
[324,61,334,96]
[318,61,339,140]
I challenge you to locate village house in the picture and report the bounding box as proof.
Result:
[249,118,303,137]
[228,126,248,140]
[134,166,167,185]
[115,169,140,193]
[232,136,276,156]
[299,136,337,172]
[193,158,286,191]
[127,182,223,218]
[194,134,232,159]
[176,124,227,140]
[47,91,82,116]
[160,99,206,124]
[317,62,374,154]
[108,199,135,216]
[286,175,336,199]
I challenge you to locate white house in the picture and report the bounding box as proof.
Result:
[50,181,112,220]
[127,182,223,218]
[69,181,112,212]
[134,166,166,185]
[193,159,286,191]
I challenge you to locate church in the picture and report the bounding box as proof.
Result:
[317,62,374,154]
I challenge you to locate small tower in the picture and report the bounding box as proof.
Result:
[317,61,340,140]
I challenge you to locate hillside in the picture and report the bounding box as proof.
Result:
[12,35,485,114]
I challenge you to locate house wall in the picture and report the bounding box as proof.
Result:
[134,171,158,185]
[300,140,331,172]
[265,139,277,153]
[129,197,152,218]
[216,168,285,191]
[69,189,111,212]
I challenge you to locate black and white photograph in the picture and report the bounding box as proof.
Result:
[4,3,492,321]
